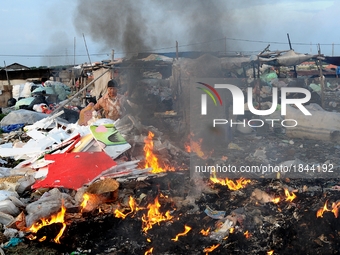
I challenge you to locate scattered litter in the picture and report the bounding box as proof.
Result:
[204,205,226,219]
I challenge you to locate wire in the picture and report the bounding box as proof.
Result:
[0,36,339,58]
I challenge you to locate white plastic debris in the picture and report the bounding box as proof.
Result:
[210,218,234,241]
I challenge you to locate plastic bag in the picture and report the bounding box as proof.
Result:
[1,123,25,133]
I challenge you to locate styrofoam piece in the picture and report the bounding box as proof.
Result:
[26,129,46,140]
[33,167,49,179]
[30,159,55,169]
[23,138,54,151]
[46,128,71,143]
[0,147,42,158]
[0,143,13,149]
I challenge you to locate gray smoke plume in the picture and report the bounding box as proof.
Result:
[74,0,152,57]
[73,0,250,57]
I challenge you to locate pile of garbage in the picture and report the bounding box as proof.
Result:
[0,109,176,250]
[9,81,71,114]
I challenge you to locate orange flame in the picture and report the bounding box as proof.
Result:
[144,131,174,173]
[284,188,296,202]
[210,172,251,190]
[203,244,220,254]
[267,250,274,255]
[317,200,340,218]
[184,143,191,153]
[80,193,90,212]
[171,225,192,241]
[191,138,206,158]
[186,132,214,159]
[114,196,143,219]
[244,230,251,239]
[39,236,47,242]
[229,227,235,234]
[317,201,330,218]
[144,247,153,255]
[272,197,280,204]
[142,196,173,232]
[200,227,210,236]
[28,204,67,244]
[331,201,340,218]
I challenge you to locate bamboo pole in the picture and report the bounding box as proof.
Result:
[50,68,111,115]
[3,61,10,86]
[287,33,297,78]
[317,44,325,109]
[257,44,270,78]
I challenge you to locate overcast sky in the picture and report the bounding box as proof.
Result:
[0,0,338,67]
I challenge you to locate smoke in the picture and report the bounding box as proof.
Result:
[74,0,152,57]
[73,0,251,57]
[43,31,73,66]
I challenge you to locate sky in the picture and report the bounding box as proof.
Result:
[0,0,339,67]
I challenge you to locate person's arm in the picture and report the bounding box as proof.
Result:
[93,98,105,118]
[93,99,101,111]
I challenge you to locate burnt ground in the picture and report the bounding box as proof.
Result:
[2,129,340,255]
[3,173,340,255]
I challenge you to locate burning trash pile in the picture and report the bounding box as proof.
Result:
[0,109,190,254]
[0,115,338,255]
[0,82,339,254]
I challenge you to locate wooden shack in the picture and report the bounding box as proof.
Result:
[0,63,50,107]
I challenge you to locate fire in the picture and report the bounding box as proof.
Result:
[267,250,274,255]
[191,138,206,158]
[184,142,191,153]
[144,247,153,255]
[144,131,174,173]
[200,227,210,236]
[229,227,235,234]
[39,236,47,242]
[317,200,340,218]
[317,201,330,218]
[28,204,67,244]
[272,197,280,204]
[114,196,143,219]
[171,225,192,241]
[142,196,173,232]
[186,132,214,159]
[210,172,251,190]
[244,230,251,239]
[80,193,90,212]
[271,189,296,204]
[203,244,220,254]
[331,201,340,218]
[284,188,296,202]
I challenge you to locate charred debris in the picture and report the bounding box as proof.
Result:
[0,50,339,254]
